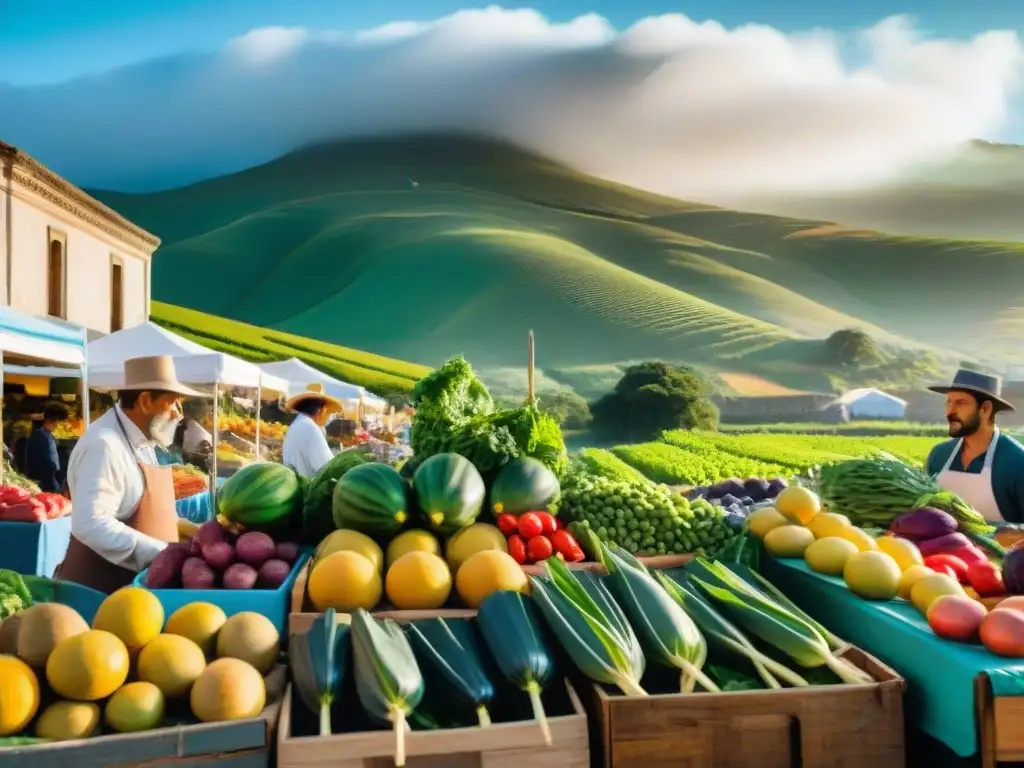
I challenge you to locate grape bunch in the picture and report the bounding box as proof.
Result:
[558,474,736,556]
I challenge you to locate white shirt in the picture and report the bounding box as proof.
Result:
[182,420,212,453]
[282,413,333,478]
[66,406,168,571]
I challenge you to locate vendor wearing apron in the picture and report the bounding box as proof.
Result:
[925,369,1024,525]
[57,356,208,593]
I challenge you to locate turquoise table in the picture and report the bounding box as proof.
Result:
[0,516,71,577]
[764,557,1024,763]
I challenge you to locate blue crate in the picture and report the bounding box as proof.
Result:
[0,516,71,577]
[19,574,106,623]
[132,552,309,635]
[176,490,214,523]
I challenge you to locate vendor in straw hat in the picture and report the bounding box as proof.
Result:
[282,383,343,478]
[926,368,1024,524]
[57,356,208,592]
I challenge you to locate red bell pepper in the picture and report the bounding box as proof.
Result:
[35,493,69,519]
[0,485,31,505]
[966,561,1006,597]
[924,554,969,582]
[550,530,585,562]
[0,498,47,522]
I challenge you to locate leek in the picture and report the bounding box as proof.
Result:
[655,571,810,689]
[688,558,873,686]
[288,607,350,735]
[604,546,718,693]
[530,557,647,696]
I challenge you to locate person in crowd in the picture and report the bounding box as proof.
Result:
[172,400,213,471]
[57,356,207,593]
[25,403,69,492]
[926,368,1024,524]
[282,383,342,477]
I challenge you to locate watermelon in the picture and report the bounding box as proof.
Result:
[333,463,409,537]
[218,462,302,527]
[413,453,486,535]
[489,457,560,516]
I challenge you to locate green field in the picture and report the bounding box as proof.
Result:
[91,134,1024,395]
[151,302,429,394]
[605,430,938,486]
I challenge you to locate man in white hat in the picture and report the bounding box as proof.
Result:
[282,383,342,478]
[926,368,1024,524]
[57,355,207,593]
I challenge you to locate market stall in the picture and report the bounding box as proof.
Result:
[0,307,87,577]
[84,322,288,517]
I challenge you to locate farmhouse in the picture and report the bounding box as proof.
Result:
[0,142,159,338]
[831,388,907,420]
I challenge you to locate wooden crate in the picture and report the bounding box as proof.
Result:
[277,679,590,768]
[975,672,1024,768]
[581,645,906,768]
[0,666,287,768]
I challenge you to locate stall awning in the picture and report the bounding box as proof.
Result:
[0,307,86,366]
[259,357,365,400]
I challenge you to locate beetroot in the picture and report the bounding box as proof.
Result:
[201,541,236,571]
[235,532,276,567]
[274,541,300,564]
[181,557,217,589]
[258,558,291,589]
[146,543,190,588]
[195,520,232,548]
[223,562,259,590]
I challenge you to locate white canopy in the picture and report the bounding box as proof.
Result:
[0,307,86,366]
[86,322,288,396]
[259,357,365,400]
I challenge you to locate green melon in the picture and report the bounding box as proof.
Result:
[489,457,560,516]
[332,463,409,537]
[413,453,486,535]
[217,462,302,527]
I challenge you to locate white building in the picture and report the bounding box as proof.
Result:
[832,388,907,420]
[0,142,159,338]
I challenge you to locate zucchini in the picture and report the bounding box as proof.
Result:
[288,607,350,735]
[476,590,556,744]
[351,610,424,766]
[405,617,495,727]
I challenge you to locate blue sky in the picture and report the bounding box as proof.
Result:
[3,0,1022,86]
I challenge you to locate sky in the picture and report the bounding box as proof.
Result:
[1,2,1023,198]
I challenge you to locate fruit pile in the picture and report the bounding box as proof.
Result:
[0,485,70,522]
[751,486,1024,657]
[172,465,208,500]
[496,512,583,565]
[145,520,301,591]
[0,586,279,741]
[206,415,287,442]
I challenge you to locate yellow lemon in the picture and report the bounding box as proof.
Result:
[92,587,164,651]
[837,527,878,552]
[898,564,936,600]
[0,655,40,736]
[747,508,788,539]
[763,525,815,558]
[876,536,924,572]
[843,551,901,600]
[806,512,851,540]
[775,487,821,526]
[386,552,452,610]
[804,537,859,576]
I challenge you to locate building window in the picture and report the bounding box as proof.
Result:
[47,229,66,320]
[110,257,124,332]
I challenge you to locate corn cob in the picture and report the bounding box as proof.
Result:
[655,570,809,688]
[288,607,350,735]
[476,590,556,744]
[351,609,424,766]
[604,546,717,693]
[687,559,873,685]
[529,556,647,697]
[405,618,495,728]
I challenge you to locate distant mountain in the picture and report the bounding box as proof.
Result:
[89,133,1024,394]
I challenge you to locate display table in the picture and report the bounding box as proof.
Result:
[763,557,1024,766]
[0,516,71,577]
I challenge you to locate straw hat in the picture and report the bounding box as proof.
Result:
[121,356,206,398]
[285,383,344,413]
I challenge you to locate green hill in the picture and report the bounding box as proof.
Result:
[91,134,1024,395]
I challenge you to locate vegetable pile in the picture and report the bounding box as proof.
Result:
[0,485,70,522]
[145,520,302,591]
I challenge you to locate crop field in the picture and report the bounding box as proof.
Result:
[151,302,430,394]
[608,429,938,486]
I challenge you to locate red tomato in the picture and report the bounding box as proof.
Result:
[527,535,554,563]
[551,530,582,559]
[967,562,1006,597]
[535,512,557,536]
[517,512,544,539]
[496,513,519,537]
[507,534,527,565]
[924,554,969,582]
[553,516,564,531]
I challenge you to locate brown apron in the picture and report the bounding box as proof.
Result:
[56,410,179,594]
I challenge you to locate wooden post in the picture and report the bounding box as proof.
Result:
[528,330,535,404]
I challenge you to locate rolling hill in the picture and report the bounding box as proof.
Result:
[90,134,1024,396]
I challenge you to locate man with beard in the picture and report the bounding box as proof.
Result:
[925,369,1024,524]
[57,356,207,592]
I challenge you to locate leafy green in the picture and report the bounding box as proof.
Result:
[0,569,32,619]
[410,356,567,479]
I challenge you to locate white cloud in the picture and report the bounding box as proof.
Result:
[2,7,1021,198]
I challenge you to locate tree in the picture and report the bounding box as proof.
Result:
[590,361,719,442]
[536,390,592,429]
[826,329,880,367]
